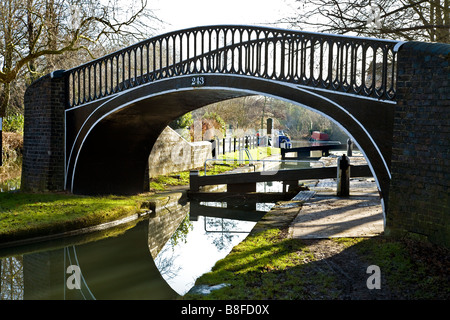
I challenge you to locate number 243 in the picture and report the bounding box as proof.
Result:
[191,76,205,86]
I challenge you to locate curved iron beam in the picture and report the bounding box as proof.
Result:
[64,25,400,108]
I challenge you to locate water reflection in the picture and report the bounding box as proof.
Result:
[1,256,24,300]
[154,213,258,295]
[2,219,179,300]
[0,186,279,299]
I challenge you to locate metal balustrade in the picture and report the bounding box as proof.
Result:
[65,25,401,108]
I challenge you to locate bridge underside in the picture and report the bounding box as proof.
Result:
[65,74,393,208]
[67,85,246,195]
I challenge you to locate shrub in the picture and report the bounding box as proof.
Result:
[3,114,24,133]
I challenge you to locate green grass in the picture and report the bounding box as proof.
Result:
[184,228,338,300]
[2,114,24,133]
[149,163,242,191]
[217,146,280,162]
[150,171,191,191]
[0,192,151,243]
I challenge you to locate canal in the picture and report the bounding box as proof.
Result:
[0,182,282,300]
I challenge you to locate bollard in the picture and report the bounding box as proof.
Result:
[347,138,353,157]
[213,139,218,159]
[337,154,350,196]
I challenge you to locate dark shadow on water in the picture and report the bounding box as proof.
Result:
[1,218,179,300]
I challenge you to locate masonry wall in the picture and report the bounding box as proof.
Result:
[148,126,212,177]
[387,42,450,248]
[21,71,66,192]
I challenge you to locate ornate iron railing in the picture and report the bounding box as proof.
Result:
[65,25,401,108]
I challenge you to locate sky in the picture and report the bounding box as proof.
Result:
[149,0,298,33]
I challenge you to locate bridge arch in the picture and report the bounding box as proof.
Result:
[66,73,390,216]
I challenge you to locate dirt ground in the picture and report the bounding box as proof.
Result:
[299,238,393,299]
[302,236,450,300]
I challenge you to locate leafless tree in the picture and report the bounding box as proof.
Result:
[279,0,449,43]
[0,0,158,165]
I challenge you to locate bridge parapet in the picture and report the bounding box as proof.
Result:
[65,25,400,108]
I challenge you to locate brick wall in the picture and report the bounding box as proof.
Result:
[387,42,450,247]
[21,71,66,192]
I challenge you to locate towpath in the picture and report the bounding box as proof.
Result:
[289,178,384,239]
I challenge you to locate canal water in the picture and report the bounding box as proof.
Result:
[0,181,283,300]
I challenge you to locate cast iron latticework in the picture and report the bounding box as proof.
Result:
[65,25,401,108]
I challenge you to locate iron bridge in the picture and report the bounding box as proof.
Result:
[63,25,402,213]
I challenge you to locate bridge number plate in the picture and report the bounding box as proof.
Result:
[191,76,205,87]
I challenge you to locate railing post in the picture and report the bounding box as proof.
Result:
[190,170,199,192]
[347,138,353,157]
[212,139,217,159]
[337,155,350,197]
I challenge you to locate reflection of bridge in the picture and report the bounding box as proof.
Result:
[190,201,267,223]
[21,26,450,247]
[21,219,179,300]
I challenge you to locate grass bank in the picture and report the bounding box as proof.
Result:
[217,146,280,161]
[0,192,154,245]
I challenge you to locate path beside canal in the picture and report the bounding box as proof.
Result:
[186,153,449,300]
[289,178,384,239]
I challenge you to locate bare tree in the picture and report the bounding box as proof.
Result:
[0,0,157,165]
[279,0,449,43]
